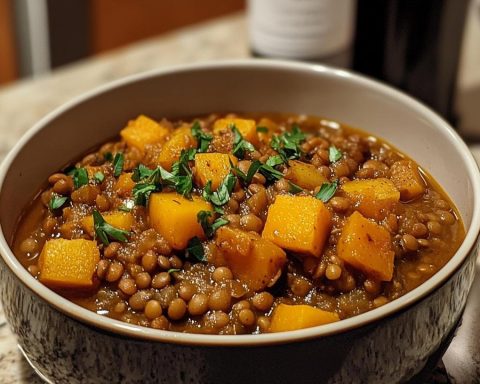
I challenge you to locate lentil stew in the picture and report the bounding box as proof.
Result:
[13,113,465,334]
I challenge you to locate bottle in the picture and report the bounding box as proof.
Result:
[353,0,471,124]
[248,0,356,68]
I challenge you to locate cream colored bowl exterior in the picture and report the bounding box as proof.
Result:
[0,60,479,383]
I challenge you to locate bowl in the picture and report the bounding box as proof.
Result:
[0,60,479,384]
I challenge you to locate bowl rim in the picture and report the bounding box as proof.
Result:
[1,59,479,346]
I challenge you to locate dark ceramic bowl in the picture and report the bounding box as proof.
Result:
[0,60,479,384]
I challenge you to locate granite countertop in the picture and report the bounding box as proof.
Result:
[0,11,479,384]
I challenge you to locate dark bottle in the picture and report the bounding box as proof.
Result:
[353,0,470,124]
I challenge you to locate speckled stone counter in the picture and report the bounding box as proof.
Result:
[0,11,479,384]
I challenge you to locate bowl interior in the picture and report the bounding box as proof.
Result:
[0,60,478,344]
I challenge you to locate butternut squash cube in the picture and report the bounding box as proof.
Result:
[157,125,197,171]
[115,173,135,197]
[341,178,400,220]
[337,211,394,281]
[38,239,100,289]
[262,195,331,257]
[213,118,259,147]
[286,160,327,190]
[81,211,134,237]
[269,304,340,332]
[120,115,170,152]
[215,226,286,291]
[194,153,238,190]
[390,160,426,201]
[149,192,212,250]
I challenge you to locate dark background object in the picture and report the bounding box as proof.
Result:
[47,0,90,69]
[353,0,470,124]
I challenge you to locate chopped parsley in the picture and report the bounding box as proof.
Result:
[93,171,105,183]
[112,153,124,177]
[191,121,213,153]
[167,268,181,274]
[70,167,89,189]
[256,126,268,133]
[265,155,284,168]
[259,156,284,182]
[231,125,255,158]
[329,146,343,163]
[233,156,285,186]
[289,182,303,194]
[186,236,205,262]
[270,124,306,162]
[233,160,262,185]
[315,180,339,203]
[202,173,236,206]
[197,210,229,237]
[92,210,130,245]
[131,149,196,205]
[48,195,68,211]
[132,183,158,206]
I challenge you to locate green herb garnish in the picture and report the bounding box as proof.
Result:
[315,180,339,203]
[234,157,284,185]
[232,159,262,186]
[232,125,255,159]
[186,236,205,262]
[133,183,158,206]
[289,182,303,194]
[197,210,229,237]
[329,146,342,163]
[113,153,124,177]
[92,210,130,245]
[202,173,237,206]
[71,167,89,189]
[93,171,105,183]
[131,149,196,204]
[167,268,181,274]
[270,124,306,162]
[265,155,284,168]
[191,121,212,153]
[256,126,268,133]
[48,195,68,211]
[170,149,196,197]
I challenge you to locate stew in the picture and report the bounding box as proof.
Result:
[13,113,465,334]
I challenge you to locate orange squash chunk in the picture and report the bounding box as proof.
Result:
[157,125,197,171]
[341,178,400,220]
[269,304,340,332]
[286,160,327,190]
[81,211,134,237]
[262,195,331,257]
[114,173,135,197]
[38,239,100,289]
[194,153,238,191]
[120,115,170,152]
[390,160,426,201]
[213,118,259,147]
[337,211,394,281]
[215,226,286,291]
[149,192,212,250]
